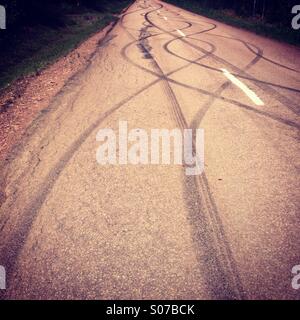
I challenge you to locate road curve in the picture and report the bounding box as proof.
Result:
[0,0,299,300]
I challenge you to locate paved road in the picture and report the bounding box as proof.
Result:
[0,0,300,300]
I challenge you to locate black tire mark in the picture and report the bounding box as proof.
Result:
[119,1,246,299]
[0,0,296,299]
[142,3,246,299]
[153,1,300,115]
[0,1,159,296]
[244,41,300,74]
[164,7,300,74]
[182,32,300,94]
[123,8,300,129]
[161,30,293,130]
[152,12,300,116]
[121,12,300,129]
[149,4,300,120]
[0,2,213,296]
[0,77,174,298]
[120,23,300,129]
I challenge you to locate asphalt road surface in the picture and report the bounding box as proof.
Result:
[0,0,300,300]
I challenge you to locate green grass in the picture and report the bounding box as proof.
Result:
[0,1,132,90]
[165,0,300,46]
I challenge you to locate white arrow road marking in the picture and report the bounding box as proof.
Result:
[221,68,264,106]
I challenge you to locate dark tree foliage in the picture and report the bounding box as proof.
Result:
[0,0,298,29]
[190,0,299,26]
[0,0,127,28]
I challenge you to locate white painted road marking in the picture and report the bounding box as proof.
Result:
[221,68,264,106]
[177,29,185,37]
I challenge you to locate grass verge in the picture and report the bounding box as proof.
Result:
[0,1,132,90]
[164,0,300,47]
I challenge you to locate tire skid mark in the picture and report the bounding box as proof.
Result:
[0,1,213,295]
[143,1,246,300]
[120,21,299,129]
[0,79,165,297]
[165,10,300,74]
[115,1,247,299]
[156,10,300,115]
[0,1,152,294]
[0,0,297,299]
[146,5,300,126]
[173,33,300,94]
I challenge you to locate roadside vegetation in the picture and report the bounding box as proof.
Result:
[0,0,132,90]
[165,0,300,46]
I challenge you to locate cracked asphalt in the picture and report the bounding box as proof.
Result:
[0,0,300,300]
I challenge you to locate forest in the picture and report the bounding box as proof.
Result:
[1,0,129,29]
[186,0,299,26]
[1,0,299,26]
[1,0,299,28]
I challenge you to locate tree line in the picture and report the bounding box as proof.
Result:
[1,0,129,29]
[189,0,299,26]
[1,0,299,29]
